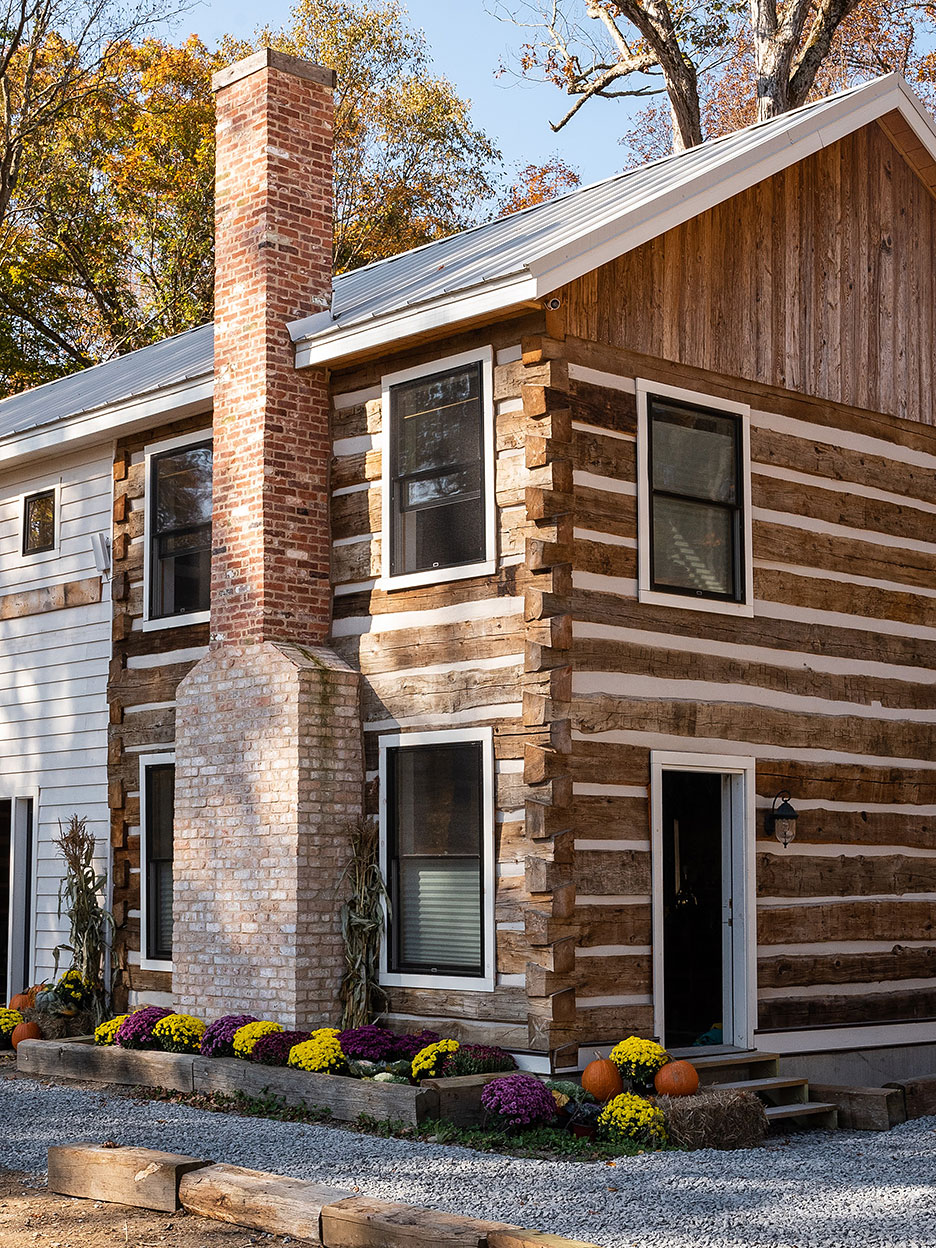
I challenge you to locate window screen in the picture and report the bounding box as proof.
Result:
[144,763,175,962]
[648,397,744,601]
[389,363,486,576]
[23,490,55,555]
[150,442,212,618]
[386,742,484,977]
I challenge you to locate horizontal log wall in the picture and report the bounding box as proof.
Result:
[108,413,212,1008]
[526,328,936,1042]
[562,122,936,429]
[327,314,583,1055]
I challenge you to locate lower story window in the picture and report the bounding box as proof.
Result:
[142,760,174,964]
[381,730,492,986]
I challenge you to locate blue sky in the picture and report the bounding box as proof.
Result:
[186,0,634,185]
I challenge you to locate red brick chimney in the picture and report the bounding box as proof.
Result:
[211,48,335,645]
[172,51,363,1027]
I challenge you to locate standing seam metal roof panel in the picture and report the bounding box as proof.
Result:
[0,322,214,442]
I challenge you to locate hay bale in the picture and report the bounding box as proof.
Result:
[658,1087,768,1151]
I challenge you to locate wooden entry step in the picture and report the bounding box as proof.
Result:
[764,1101,839,1130]
[668,1049,839,1130]
[667,1048,781,1084]
[718,1075,809,1106]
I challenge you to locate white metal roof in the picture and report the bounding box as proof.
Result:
[0,323,213,443]
[290,73,936,367]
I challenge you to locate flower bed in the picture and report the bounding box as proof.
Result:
[15,1012,759,1148]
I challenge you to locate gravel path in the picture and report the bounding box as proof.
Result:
[3,1075,934,1247]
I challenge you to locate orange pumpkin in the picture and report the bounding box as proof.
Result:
[11,1021,41,1050]
[26,984,47,1008]
[654,1059,699,1097]
[581,1057,624,1102]
[7,994,30,1013]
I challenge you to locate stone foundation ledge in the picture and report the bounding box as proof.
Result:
[49,1143,602,1247]
[17,1039,505,1127]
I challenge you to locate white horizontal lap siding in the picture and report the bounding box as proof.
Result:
[0,444,113,985]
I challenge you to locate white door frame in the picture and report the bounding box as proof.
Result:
[650,752,756,1049]
[3,793,38,1000]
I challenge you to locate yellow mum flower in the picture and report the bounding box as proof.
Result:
[288,1033,346,1074]
[233,1021,283,1058]
[94,1015,128,1046]
[411,1038,459,1081]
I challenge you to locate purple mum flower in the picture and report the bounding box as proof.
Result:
[200,1014,259,1058]
[114,1006,172,1050]
[251,1030,310,1067]
[480,1074,557,1127]
[338,1025,399,1062]
[390,1029,441,1060]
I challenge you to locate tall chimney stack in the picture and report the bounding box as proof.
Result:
[171,51,363,1026]
[211,48,334,644]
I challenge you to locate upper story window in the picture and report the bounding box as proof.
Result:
[637,380,753,618]
[379,727,494,992]
[380,347,495,591]
[146,437,213,624]
[22,489,56,556]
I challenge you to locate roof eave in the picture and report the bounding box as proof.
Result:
[0,371,214,471]
[292,273,540,369]
[529,74,917,294]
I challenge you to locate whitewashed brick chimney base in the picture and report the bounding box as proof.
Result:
[172,643,362,1024]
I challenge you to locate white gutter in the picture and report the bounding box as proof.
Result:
[292,272,540,370]
[0,373,214,470]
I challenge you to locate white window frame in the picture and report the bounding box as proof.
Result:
[142,430,212,631]
[378,346,496,592]
[18,483,61,564]
[650,751,757,1050]
[378,726,495,992]
[139,752,175,973]
[636,379,754,617]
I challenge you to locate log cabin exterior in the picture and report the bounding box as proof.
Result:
[0,53,935,1078]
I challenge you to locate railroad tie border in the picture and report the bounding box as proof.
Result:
[48,1144,602,1248]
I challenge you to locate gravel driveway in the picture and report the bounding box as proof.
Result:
[3,1074,934,1247]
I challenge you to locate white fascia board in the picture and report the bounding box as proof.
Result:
[293,273,539,369]
[529,77,908,296]
[892,74,936,153]
[0,374,214,470]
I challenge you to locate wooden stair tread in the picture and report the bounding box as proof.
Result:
[764,1102,837,1120]
[718,1076,808,1091]
[675,1050,780,1070]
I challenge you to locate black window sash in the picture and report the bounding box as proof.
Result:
[388,364,486,575]
[647,397,745,602]
[385,743,485,979]
[22,490,55,555]
[149,441,212,618]
[144,764,174,963]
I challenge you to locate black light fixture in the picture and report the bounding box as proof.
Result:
[767,791,798,848]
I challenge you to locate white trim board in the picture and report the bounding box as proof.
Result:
[650,751,757,1051]
[378,345,496,593]
[636,378,754,618]
[756,1021,936,1054]
[377,725,495,993]
[138,752,175,974]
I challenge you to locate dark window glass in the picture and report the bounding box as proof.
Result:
[648,398,744,601]
[150,442,212,618]
[144,763,174,962]
[23,490,55,555]
[389,363,486,576]
[386,742,484,978]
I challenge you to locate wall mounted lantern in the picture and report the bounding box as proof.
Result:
[767,792,798,848]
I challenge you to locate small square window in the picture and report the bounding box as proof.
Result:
[23,490,55,555]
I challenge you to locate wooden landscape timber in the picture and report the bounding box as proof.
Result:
[48,1144,605,1248]
[16,1040,514,1128]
